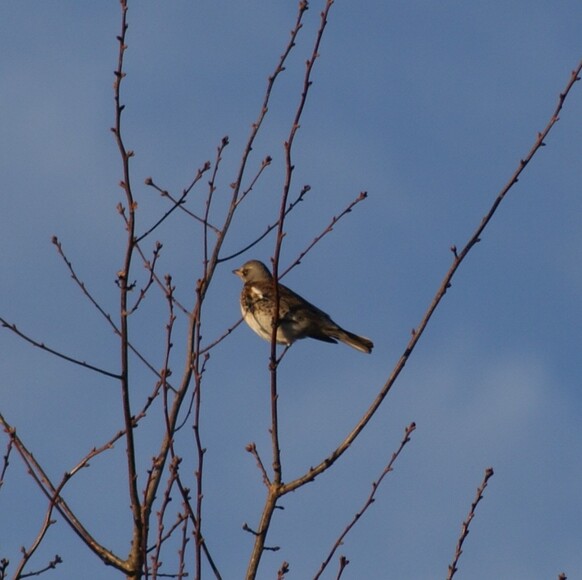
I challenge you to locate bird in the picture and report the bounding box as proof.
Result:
[233,260,373,354]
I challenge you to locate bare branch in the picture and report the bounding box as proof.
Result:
[146,172,219,233]
[53,234,182,378]
[246,443,272,487]
[13,507,59,579]
[128,240,163,314]
[137,159,213,244]
[0,317,121,380]
[0,413,131,573]
[281,58,582,495]
[205,0,310,277]
[150,455,181,574]
[0,438,13,491]
[281,190,368,278]
[204,136,231,271]
[199,317,244,354]
[247,3,335,577]
[447,467,495,580]
[335,555,349,580]
[18,554,62,579]
[234,154,273,210]
[217,184,311,264]
[111,0,144,568]
[314,422,416,580]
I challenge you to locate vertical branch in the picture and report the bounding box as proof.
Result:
[247,2,335,579]
[192,292,207,580]
[111,0,143,571]
[203,137,229,274]
[271,0,335,474]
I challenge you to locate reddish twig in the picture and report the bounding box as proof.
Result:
[204,137,230,271]
[281,190,368,278]
[246,443,272,487]
[144,168,219,234]
[314,422,416,580]
[233,154,273,210]
[137,160,212,244]
[13,509,61,579]
[128,240,163,314]
[218,184,311,264]
[52,234,182,376]
[177,508,190,580]
[16,554,62,579]
[447,467,495,580]
[150,455,181,575]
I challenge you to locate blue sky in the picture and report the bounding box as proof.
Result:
[1,2,581,579]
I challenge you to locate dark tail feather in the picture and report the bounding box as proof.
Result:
[328,327,373,354]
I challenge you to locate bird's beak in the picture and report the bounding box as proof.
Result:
[233,267,242,278]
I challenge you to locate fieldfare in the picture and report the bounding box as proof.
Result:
[233,260,373,354]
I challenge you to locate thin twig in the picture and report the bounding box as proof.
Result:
[204,137,230,273]
[335,556,349,580]
[447,467,495,580]
[280,59,582,496]
[14,507,60,579]
[174,475,222,579]
[281,191,367,278]
[53,234,182,377]
[218,184,310,264]
[0,438,13,490]
[0,413,130,573]
[277,561,290,579]
[128,240,163,314]
[246,443,272,487]
[151,455,181,576]
[0,317,121,380]
[314,422,416,580]
[177,510,189,580]
[137,160,212,244]
[234,155,273,210]
[199,318,244,354]
[18,554,62,579]
[146,173,219,233]
[134,238,190,315]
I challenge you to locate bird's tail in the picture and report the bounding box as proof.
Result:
[329,327,374,354]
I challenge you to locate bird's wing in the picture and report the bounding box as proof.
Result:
[277,284,332,321]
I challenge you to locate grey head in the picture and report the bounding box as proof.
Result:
[233,260,272,283]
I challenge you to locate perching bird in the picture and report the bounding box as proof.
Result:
[233,260,373,354]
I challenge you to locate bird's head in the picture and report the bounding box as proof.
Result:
[233,260,272,283]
